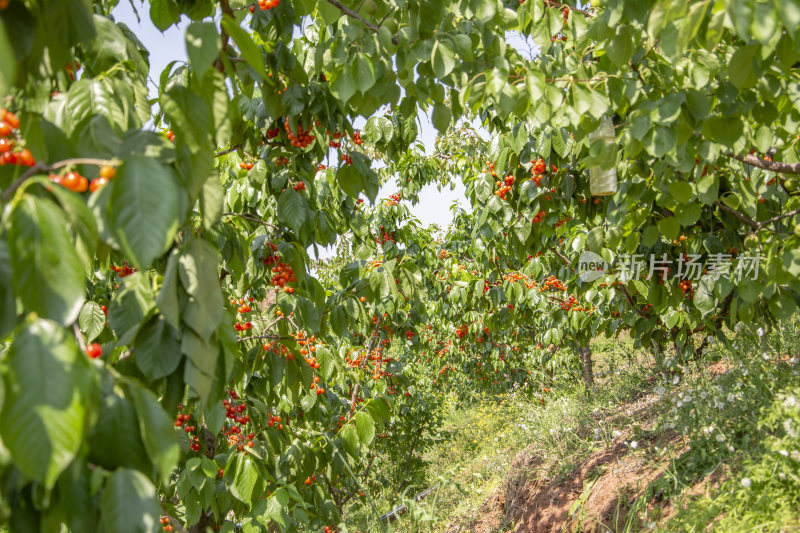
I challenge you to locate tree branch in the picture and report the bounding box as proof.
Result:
[755,208,800,229]
[549,247,570,266]
[325,0,399,45]
[714,201,759,229]
[222,212,279,230]
[215,0,234,73]
[729,152,800,175]
[1,157,117,203]
[617,284,648,318]
[216,145,242,157]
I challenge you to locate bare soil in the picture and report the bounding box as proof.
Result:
[445,392,702,533]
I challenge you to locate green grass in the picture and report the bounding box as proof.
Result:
[344,320,800,533]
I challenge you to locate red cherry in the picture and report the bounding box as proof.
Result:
[85,343,102,359]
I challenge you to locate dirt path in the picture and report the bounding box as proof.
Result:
[445,393,688,533]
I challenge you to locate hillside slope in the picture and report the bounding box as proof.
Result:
[356,325,800,533]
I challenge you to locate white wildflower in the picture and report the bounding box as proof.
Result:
[672,375,681,385]
[762,352,770,361]
[779,450,789,457]
[757,327,765,337]
[784,396,797,408]
[612,430,621,438]
[629,441,639,449]
[741,477,751,488]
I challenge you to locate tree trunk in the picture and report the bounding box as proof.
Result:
[651,338,664,367]
[579,345,594,387]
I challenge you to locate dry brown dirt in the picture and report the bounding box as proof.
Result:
[445,391,691,533]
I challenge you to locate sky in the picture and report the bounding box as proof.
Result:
[112,1,470,241]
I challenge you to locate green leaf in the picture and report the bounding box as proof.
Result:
[0,240,14,337]
[160,86,213,153]
[108,272,155,346]
[769,291,795,320]
[606,25,634,66]
[9,196,86,325]
[729,44,759,90]
[432,103,452,133]
[108,157,181,269]
[431,39,456,78]
[300,392,317,411]
[330,69,356,103]
[674,204,702,226]
[337,164,362,199]
[696,174,719,205]
[149,0,176,31]
[642,225,660,247]
[182,330,218,402]
[552,128,571,158]
[87,393,151,474]
[0,21,15,99]
[657,217,680,240]
[230,454,259,507]
[0,319,95,489]
[702,116,743,148]
[220,16,269,81]
[586,227,604,253]
[186,22,221,73]
[64,79,126,135]
[353,54,377,93]
[134,315,182,380]
[277,190,309,234]
[129,383,180,481]
[201,174,224,230]
[100,469,161,533]
[340,423,359,455]
[179,238,225,340]
[694,282,716,317]
[79,301,106,343]
[354,411,375,446]
[48,183,100,271]
[668,181,694,204]
[156,250,181,330]
[645,125,676,157]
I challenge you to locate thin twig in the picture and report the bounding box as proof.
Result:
[754,208,800,229]
[222,212,280,230]
[72,323,87,353]
[237,334,299,342]
[236,316,285,343]
[549,247,571,266]
[1,157,117,202]
[325,0,399,45]
[216,145,242,157]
